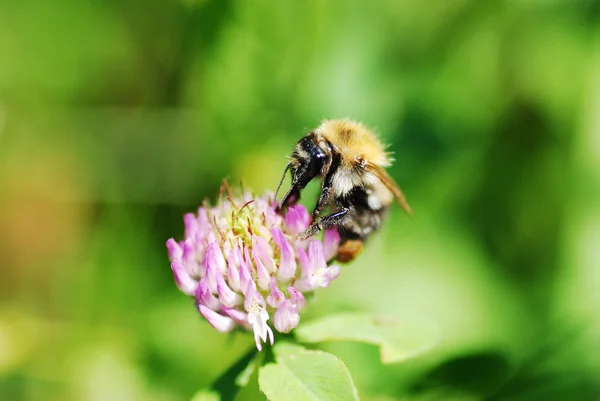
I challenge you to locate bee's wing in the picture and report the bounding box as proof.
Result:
[366,162,413,216]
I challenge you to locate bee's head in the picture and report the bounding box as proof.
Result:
[276,134,330,210]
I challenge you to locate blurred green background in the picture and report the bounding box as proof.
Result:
[1,0,599,400]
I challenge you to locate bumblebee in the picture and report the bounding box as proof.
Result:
[276,119,412,262]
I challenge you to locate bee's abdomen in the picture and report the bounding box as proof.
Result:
[338,187,389,243]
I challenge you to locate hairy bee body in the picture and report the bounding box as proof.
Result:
[334,187,390,262]
[277,119,411,262]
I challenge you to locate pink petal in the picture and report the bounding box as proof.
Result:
[288,286,306,309]
[274,300,300,333]
[204,241,227,275]
[166,238,182,261]
[216,274,241,308]
[171,260,198,296]
[297,247,313,278]
[323,228,341,262]
[253,250,271,291]
[182,239,200,276]
[222,306,247,326]
[293,279,311,292]
[199,305,234,333]
[271,228,296,282]
[252,235,275,273]
[267,277,285,308]
[192,232,208,262]
[307,240,327,270]
[196,278,220,310]
[184,213,199,239]
[197,207,210,234]
[203,255,219,294]
[227,250,241,292]
[239,247,254,296]
[284,204,310,235]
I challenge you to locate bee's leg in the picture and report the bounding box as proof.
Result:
[312,186,332,219]
[277,185,301,212]
[297,207,349,240]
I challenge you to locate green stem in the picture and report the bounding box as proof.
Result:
[209,346,259,401]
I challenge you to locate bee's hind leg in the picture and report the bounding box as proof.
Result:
[296,207,349,240]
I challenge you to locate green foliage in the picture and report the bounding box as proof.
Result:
[191,389,221,401]
[208,347,262,401]
[0,0,598,400]
[295,313,440,364]
[258,343,359,401]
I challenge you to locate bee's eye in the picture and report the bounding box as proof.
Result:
[307,151,325,179]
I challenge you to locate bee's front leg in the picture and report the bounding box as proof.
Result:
[297,207,349,240]
[312,186,332,219]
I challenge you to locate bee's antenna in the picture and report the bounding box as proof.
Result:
[274,163,290,200]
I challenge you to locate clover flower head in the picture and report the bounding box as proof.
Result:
[166,188,341,350]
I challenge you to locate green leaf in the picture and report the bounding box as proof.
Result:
[258,342,359,401]
[295,313,440,364]
[235,349,264,388]
[191,389,221,401]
